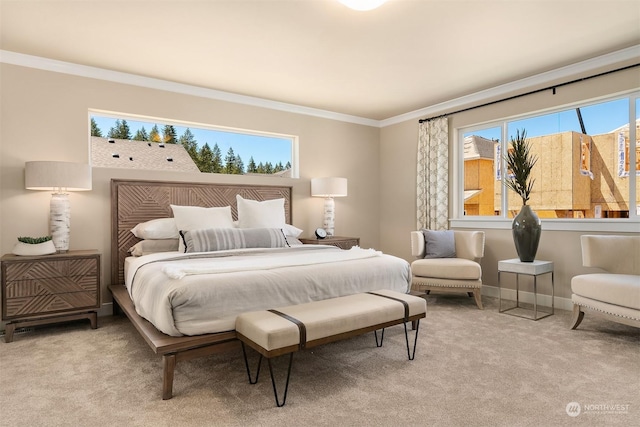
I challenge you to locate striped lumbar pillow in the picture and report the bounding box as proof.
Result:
[181,227,287,253]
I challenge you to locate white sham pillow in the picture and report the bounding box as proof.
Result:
[129,239,179,256]
[131,218,179,240]
[171,205,235,252]
[236,195,286,229]
[233,220,302,237]
[284,236,303,246]
[283,223,303,238]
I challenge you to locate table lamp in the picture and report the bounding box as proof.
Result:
[25,161,92,253]
[311,177,347,236]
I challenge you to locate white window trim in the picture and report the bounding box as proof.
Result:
[452,91,640,232]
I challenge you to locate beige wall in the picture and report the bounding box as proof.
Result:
[0,64,380,304]
[379,65,640,303]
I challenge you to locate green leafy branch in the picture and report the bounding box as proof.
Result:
[504,129,538,205]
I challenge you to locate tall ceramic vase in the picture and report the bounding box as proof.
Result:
[512,204,541,262]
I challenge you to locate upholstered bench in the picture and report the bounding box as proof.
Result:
[235,290,427,406]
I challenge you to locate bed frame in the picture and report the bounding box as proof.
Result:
[108,178,292,400]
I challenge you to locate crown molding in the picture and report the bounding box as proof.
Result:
[2,46,638,129]
[380,44,640,127]
[0,50,379,128]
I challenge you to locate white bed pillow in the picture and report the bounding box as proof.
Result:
[234,220,302,238]
[182,227,287,253]
[282,223,303,238]
[129,239,179,256]
[171,205,235,252]
[131,218,179,240]
[236,195,285,229]
[284,236,303,246]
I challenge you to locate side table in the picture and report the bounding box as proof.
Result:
[299,236,360,250]
[1,250,101,342]
[498,258,554,320]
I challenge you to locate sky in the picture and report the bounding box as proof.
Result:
[465,97,636,141]
[91,115,293,167]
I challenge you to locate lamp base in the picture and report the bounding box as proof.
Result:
[50,193,71,252]
[323,197,335,236]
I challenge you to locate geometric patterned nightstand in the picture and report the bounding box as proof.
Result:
[1,250,100,342]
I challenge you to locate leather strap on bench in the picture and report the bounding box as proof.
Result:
[268,309,307,350]
[366,292,410,322]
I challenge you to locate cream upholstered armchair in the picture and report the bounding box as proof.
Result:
[410,230,485,309]
[570,235,640,330]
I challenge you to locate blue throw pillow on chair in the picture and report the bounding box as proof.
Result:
[421,229,456,259]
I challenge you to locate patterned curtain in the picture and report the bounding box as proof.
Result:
[416,117,449,230]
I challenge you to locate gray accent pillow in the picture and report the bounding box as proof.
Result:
[421,229,456,259]
[181,227,288,253]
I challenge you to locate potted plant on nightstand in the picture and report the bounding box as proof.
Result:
[504,129,541,262]
[12,235,56,256]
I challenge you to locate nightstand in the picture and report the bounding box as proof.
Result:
[1,250,101,342]
[299,236,360,250]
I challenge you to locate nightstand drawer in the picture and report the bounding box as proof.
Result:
[5,291,98,318]
[4,258,97,281]
[5,276,99,298]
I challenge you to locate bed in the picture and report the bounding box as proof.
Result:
[108,179,411,399]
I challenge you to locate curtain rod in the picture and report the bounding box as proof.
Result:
[418,63,640,123]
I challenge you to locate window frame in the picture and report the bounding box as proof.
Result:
[88,109,299,178]
[451,90,639,232]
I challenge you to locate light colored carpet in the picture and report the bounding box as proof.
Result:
[1,294,638,427]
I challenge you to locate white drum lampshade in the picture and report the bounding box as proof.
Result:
[25,161,92,253]
[311,177,348,236]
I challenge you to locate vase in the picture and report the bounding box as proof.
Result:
[12,240,57,256]
[512,204,541,262]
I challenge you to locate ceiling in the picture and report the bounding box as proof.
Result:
[1,0,639,121]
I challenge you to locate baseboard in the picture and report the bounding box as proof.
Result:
[482,285,573,311]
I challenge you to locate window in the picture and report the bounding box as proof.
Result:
[459,94,639,223]
[89,111,297,177]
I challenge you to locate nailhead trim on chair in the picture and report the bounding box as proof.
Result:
[411,278,481,289]
[577,303,640,322]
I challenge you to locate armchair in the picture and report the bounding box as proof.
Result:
[410,230,485,309]
[570,235,640,329]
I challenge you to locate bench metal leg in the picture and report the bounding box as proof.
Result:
[375,320,421,360]
[267,353,294,407]
[242,342,294,407]
[373,328,385,347]
[241,343,263,384]
[404,319,421,361]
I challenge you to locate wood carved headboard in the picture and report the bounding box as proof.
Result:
[111,179,292,286]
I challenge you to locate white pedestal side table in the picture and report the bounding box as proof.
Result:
[498,259,554,320]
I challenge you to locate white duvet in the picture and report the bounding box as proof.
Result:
[125,245,411,336]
